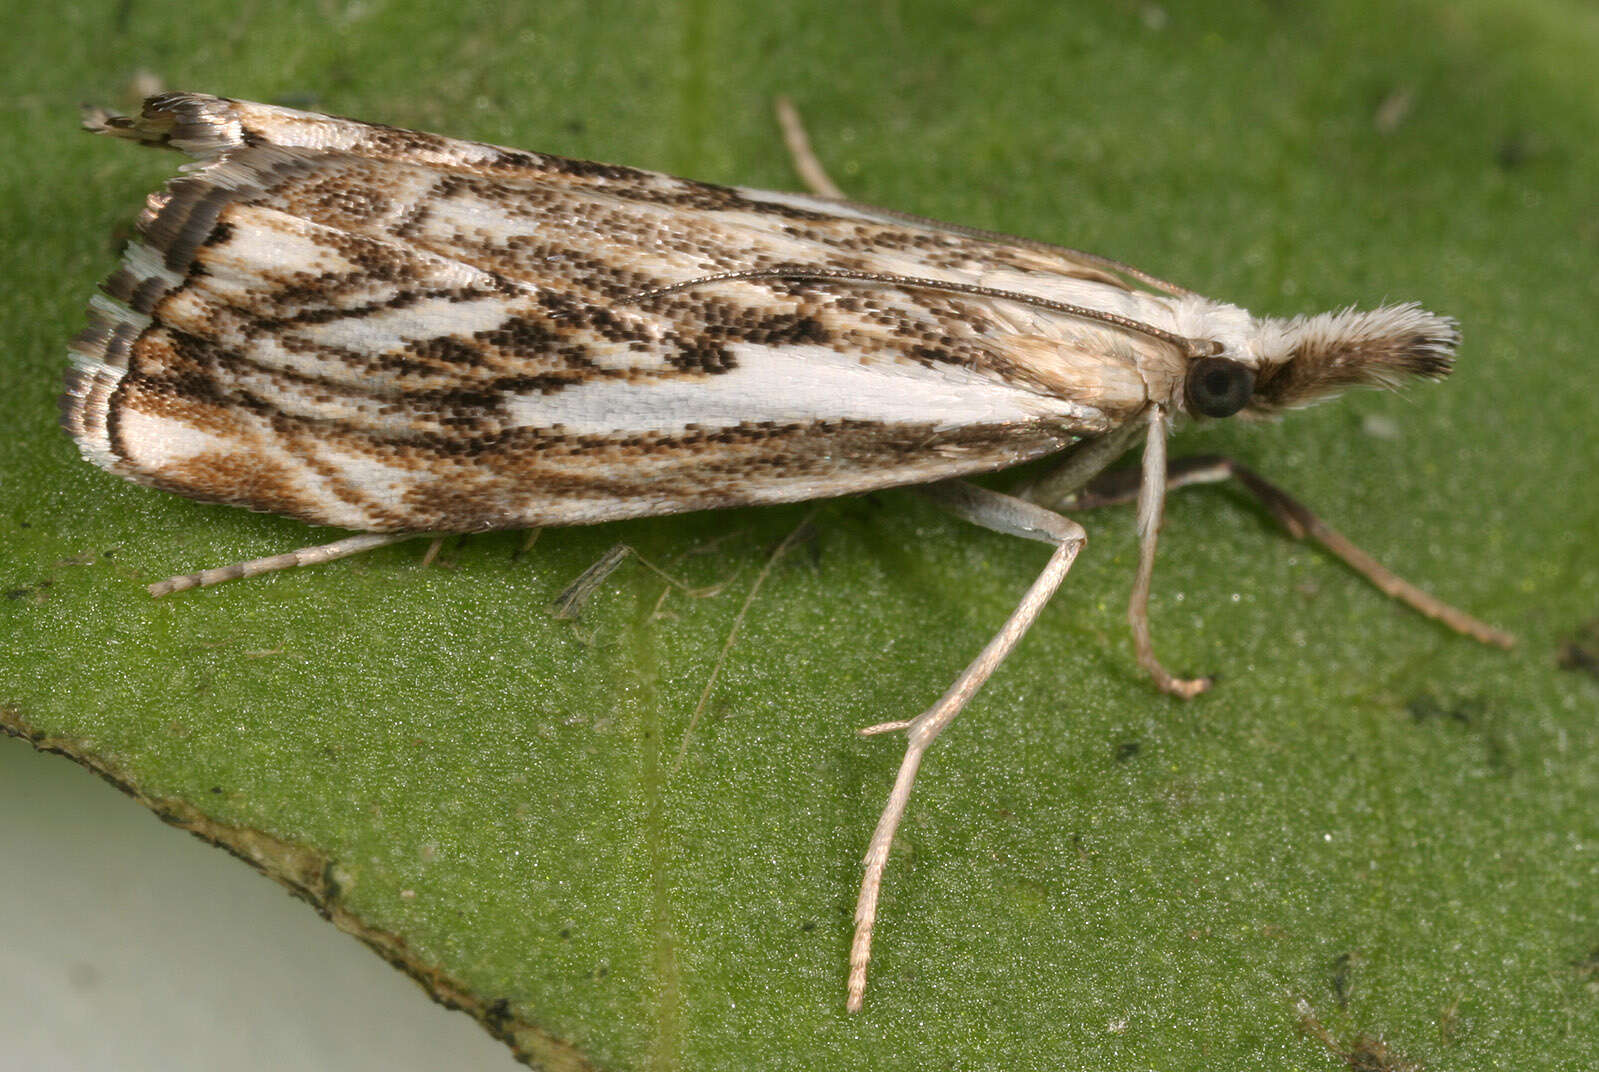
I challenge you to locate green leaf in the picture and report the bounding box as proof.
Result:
[3,1,1596,1068]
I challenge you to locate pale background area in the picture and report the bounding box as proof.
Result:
[0,734,515,1071]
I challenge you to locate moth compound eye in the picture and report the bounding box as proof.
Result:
[1184,356,1256,418]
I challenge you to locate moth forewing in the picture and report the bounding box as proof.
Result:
[70,101,1160,532]
[64,93,1508,1016]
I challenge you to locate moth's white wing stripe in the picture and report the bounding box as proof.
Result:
[112,405,393,528]
[115,408,244,471]
[410,185,878,286]
[203,211,360,279]
[289,295,522,353]
[195,204,497,300]
[503,342,1102,437]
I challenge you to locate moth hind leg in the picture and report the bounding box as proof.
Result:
[147,532,423,597]
[1066,454,1514,650]
[848,481,1087,1012]
[774,97,847,199]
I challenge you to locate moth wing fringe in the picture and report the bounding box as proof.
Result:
[64,122,328,473]
[59,357,123,470]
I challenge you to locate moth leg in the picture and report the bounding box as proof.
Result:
[775,96,846,198]
[147,533,421,597]
[417,535,448,569]
[551,545,634,620]
[551,543,740,622]
[673,511,819,774]
[1012,413,1149,507]
[1015,408,1213,697]
[848,480,1087,1012]
[1126,407,1212,699]
[1068,455,1514,650]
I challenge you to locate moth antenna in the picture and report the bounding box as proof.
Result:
[620,268,1222,358]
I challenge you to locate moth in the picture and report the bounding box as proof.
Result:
[63,93,1511,1012]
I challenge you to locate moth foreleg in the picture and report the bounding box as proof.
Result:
[147,533,421,597]
[1017,408,1210,697]
[1069,455,1514,650]
[1013,414,1149,509]
[775,96,846,199]
[1127,407,1212,699]
[552,541,741,622]
[550,544,634,620]
[847,480,1086,1013]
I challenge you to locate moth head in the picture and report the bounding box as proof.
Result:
[1198,303,1458,418]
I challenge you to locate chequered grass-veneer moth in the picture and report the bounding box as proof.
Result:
[63,92,1512,1012]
